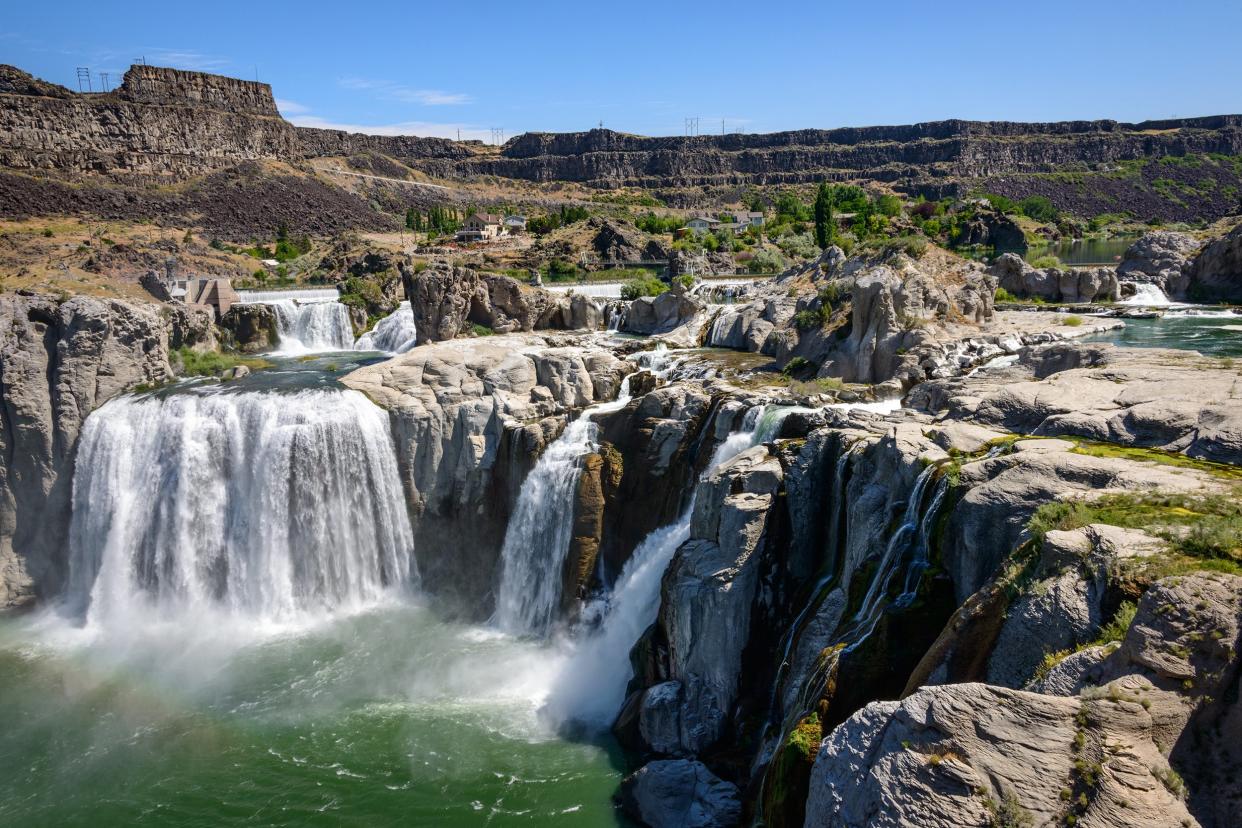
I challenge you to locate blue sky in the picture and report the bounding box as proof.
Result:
[5,1,1240,140]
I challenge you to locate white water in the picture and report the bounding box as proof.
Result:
[236,288,341,303]
[543,406,764,729]
[65,388,416,630]
[827,397,904,415]
[355,301,418,354]
[265,299,355,353]
[1119,282,1174,306]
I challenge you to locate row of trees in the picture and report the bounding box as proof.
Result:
[405,206,463,235]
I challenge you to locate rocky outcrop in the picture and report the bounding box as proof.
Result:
[803,681,1196,828]
[916,342,1242,465]
[0,293,174,610]
[620,289,707,343]
[218,303,278,352]
[341,334,626,612]
[589,217,667,263]
[405,263,602,344]
[989,252,1119,303]
[619,759,741,828]
[1117,230,1201,297]
[1188,222,1242,302]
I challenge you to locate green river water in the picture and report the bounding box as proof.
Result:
[0,603,628,827]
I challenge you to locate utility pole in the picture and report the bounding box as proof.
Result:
[490,127,504,145]
[75,67,92,92]
[722,118,726,135]
[99,72,110,91]
[684,117,699,136]
[456,128,461,141]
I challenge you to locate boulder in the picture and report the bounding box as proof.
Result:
[1188,222,1242,303]
[619,759,741,828]
[218,302,278,352]
[1117,231,1201,298]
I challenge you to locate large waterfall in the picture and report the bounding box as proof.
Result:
[355,301,418,354]
[65,388,416,628]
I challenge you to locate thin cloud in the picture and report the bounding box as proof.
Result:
[275,98,311,115]
[338,76,472,106]
[144,50,231,72]
[288,114,490,141]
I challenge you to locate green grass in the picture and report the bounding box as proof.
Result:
[172,347,270,378]
[995,287,1020,303]
[468,323,495,337]
[1029,255,1061,269]
[1069,441,1242,481]
[1061,315,1084,327]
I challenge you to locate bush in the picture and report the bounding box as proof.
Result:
[995,287,1019,303]
[781,356,816,377]
[1030,255,1061,269]
[748,248,788,274]
[876,194,903,217]
[41,228,53,238]
[620,274,669,300]
[1018,196,1060,223]
[172,347,268,378]
[778,233,819,259]
[1062,315,1084,327]
[469,323,495,337]
[793,309,823,330]
[1096,602,1137,646]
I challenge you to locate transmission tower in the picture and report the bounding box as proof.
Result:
[490,127,504,145]
[684,117,700,136]
[99,72,110,91]
[75,67,92,92]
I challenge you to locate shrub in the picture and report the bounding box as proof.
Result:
[749,248,788,274]
[793,309,823,330]
[1018,196,1060,223]
[620,274,669,300]
[995,287,1019,303]
[1096,602,1137,646]
[41,228,53,238]
[1062,315,1084,327]
[781,356,816,377]
[469,323,495,337]
[1030,255,1061,269]
[778,233,819,259]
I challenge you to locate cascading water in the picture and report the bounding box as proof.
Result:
[265,298,355,353]
[354,301,418,354]
[542,405,765,729]
[1119,281,1174,306]
[65,387,416,628]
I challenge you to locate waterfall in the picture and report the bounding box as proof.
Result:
[751,404,818,443]
[265,299,355,353]
[1119,282,1173,306]
[542,405,764,728]
[65,388,416,628]
[355,301,418,354]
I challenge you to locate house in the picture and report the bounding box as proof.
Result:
[731,211,765,230]
[686,215,721,234]
[179,277,239,318]
[504,215,528,233]
[455,213,504,242]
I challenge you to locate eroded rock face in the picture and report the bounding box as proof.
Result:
[218,303,277,352]
[1117,230,1201,297]
[405,263,601,344]
[803,682,1196,828]
[0,293,173,609]
[1188,222,1242,303]
[621,290,707,341]
[340,334,626,612]
[989,253,1119,303]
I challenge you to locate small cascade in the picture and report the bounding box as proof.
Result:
[706,308,734,347]
[265,299,355,353]
[604,301,626,331]
[65,388,416,628]
[235,288,341,303]
[543,404,765,729]
[1120,282,1174,306]
[354,301,418,354]
[751,404,818,444]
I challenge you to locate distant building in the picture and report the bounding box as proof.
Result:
[686,215,721,234]
[731,211,765,230]
[172,277,239,318]
[504,215,528,233]
[456,212,504,242]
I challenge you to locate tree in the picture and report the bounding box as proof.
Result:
[813,182,836,249]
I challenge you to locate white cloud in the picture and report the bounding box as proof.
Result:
[288,115,490,142]
[143,50,231,72]
[275,98,311,115]
[338,76,472,106]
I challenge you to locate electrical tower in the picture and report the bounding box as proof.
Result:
[99,72,110,92]
[490,127,504,145]
[684,117,700,136]
[75,67,92,92]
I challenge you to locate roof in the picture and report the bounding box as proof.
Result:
[467,212,502,224]
[687,215,720,224]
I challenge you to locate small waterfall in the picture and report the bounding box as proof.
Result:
[355,301,418,354]
[543,405,765,728]
[604,301,626,331]
[65,388,416,628]
[266,299,355,353]
[1120,282,1173,306]
[236,288,341,303]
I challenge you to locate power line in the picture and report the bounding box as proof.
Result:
[99,71,110,92]
[75,67,91,93]
[490,127,504,145]
[684,117,699,136]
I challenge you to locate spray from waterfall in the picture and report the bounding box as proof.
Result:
[1119,282,1174,306]
[65,388,416,629]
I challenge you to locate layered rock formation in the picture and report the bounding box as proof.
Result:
[1189,222,1242,302]
[1116,230,1202,297]
[990,252,1119,303]
[0,292,211,609]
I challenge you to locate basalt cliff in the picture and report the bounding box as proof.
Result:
[3,63,1242,224]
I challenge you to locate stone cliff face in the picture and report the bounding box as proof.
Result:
[0,292,211,610]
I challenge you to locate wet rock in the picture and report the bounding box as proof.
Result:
[218,302,277,352]
[1188,221,1242,303]
[1117,231,1201,298]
